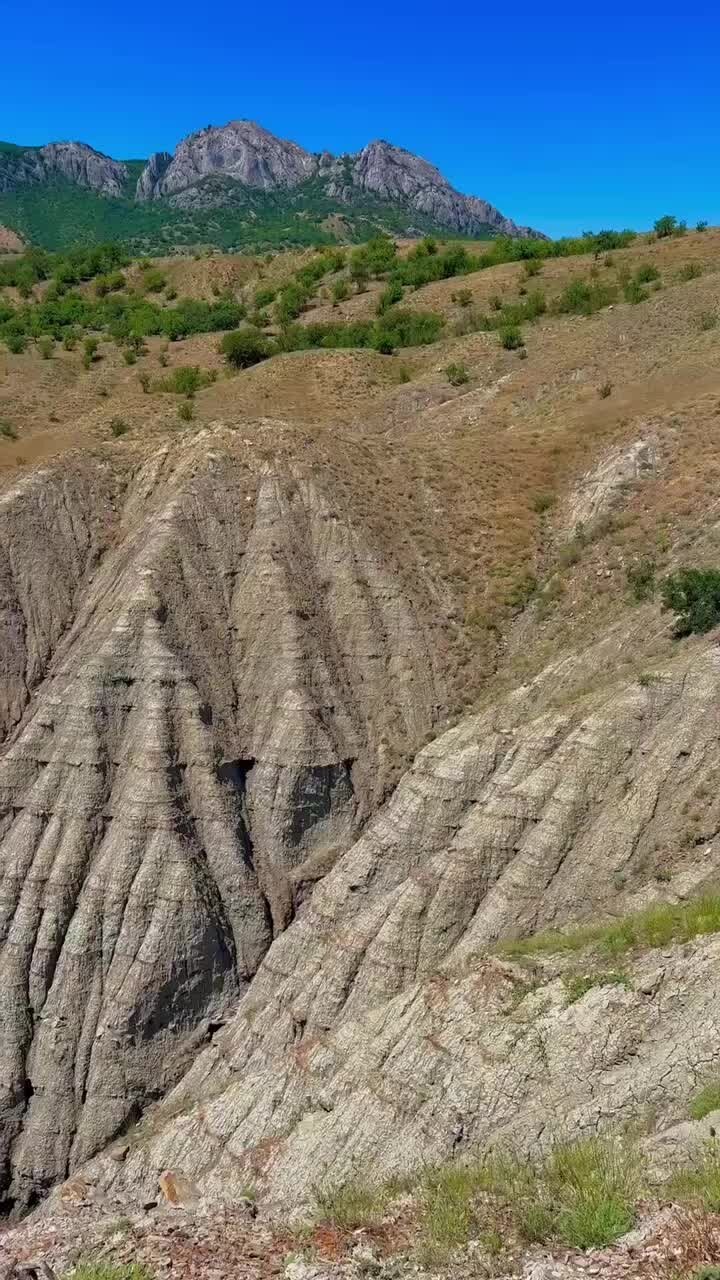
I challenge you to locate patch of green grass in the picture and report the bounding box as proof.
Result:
[445,361,470,386]
[157,365,216,396]
[690,1081,720,1121]
[563,972,629,1004]
[498,892,720,960]
[668,1141,720,1211]
[63,1266,152,1280]
[421,1136,641,1251]
[313,1178,390,1230]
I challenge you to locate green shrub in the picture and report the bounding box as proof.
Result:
[158,365,215,396]
[5,333,27,353]
[177,400,194,422]
[598,381,613,398]
[37,334,54,359]
[141,269,167,293]
[554,279,617,316]
[0,419,18,439]
[690,1081,720,1121]
[635,264,660,284]
[626,559,656,602]
[110,417,128,438]
[679,262,703,281]
[377,280,403,313]
[254,286,276,309]
[451,288,473,307]
[123,349,137,365]
[220,327,273,369]
[445,361,470,386]
[499,325,524,350]
[697,221,709,232]
[700,311,718,331]
[330,278,350,304]
[661,568,720,636]
[523,258,543,277]
[624,280,648,304]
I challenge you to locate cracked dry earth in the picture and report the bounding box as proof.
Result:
[3,383,720,1277]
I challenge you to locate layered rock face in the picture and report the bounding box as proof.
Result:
[83,636,720,1208]
[0,143,127,196]
[0,429,444,1213]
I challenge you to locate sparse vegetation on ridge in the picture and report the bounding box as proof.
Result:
[498,893,720,959]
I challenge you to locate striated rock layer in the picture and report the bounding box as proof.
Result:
[0,428,446,1212]
[81,637,720,1209]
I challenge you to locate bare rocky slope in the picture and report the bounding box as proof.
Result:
[0,427,447,1213]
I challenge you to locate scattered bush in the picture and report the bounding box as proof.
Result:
[700,312,718,331]
[626,559,656,602]
[679,262,703,281]
[499,325,524,350]
[523,258,543,277]
[157,365,216,396]
[624,280,649,305]
[0,419,18,439]
[331,278,350,305]
[697,221,709,232]
[82,336,99,369]
[377,280,403,313]
[220,327,273,369]
[598,381,613,399]
[451,288,473,307]
[37,335,54,359]
[4,333,27,353]
[445,361,470,386]
[635,264,660,284]
[177,400,194,422]
[110,417,128,438]
[554,279,617,316]
[662,568,720,636]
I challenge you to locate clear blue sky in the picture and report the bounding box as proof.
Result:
[2,0,719,237]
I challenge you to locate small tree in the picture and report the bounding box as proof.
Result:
[661,568,720,636]
[654,215,678,238]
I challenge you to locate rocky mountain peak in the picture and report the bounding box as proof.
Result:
[139,119,317,201]
[0,141,127,196]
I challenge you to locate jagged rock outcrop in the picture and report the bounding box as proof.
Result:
[80,637,720,1209]
[0,143,127,196]
[134,151,172,201]
[0,427,445,1213]
[139,122,317,201]
[326,139,539,238]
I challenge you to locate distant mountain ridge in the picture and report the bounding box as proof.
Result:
[0,120,544,251]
